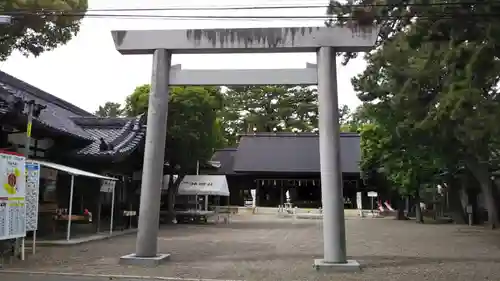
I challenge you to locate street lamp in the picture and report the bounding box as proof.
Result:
[0,15,12,25]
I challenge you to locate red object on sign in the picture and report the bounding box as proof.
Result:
[7,173,16,187]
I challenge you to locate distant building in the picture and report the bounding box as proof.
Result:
[210,132,367,208]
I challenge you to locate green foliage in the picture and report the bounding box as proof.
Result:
[124,84,150,116]
[219,85,354,144]
[219,85,318,136]
[94,102,123,117]
[344,0,500,226]
[124,85,225,172]
[0,0,87,60]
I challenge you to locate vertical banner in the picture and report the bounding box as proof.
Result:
[25,162,40,231]
[0,151,26,240]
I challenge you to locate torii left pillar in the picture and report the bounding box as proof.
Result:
[119,49,172,266]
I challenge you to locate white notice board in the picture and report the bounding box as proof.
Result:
[101,179,116,193]
[25,161,40,231]
[0,151,26,240]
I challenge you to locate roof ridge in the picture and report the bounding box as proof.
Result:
[239,132,360,137]
[71,115,138,128]
[215,147,238,151]
[0,70,93,117]
[71,116,134,121]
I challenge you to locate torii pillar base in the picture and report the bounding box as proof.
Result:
[313,259,361,273]
[119,253,171,267]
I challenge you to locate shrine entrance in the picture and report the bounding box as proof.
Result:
[111,26,377,271]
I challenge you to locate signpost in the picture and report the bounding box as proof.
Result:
[367,191,378,217]
[100,179,116,234]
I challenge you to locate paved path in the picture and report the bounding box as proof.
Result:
[2,215,500,281]
[0,274,136,281]
[0,273,237,281]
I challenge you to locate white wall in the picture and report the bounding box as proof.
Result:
[7,132,54,158]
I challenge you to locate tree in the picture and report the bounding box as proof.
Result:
[124,85,225,222]
[345,1,500,227]
[219,85,318,136]
[0,0,88,61]
[220,85,355,145]
[94,102,123,117]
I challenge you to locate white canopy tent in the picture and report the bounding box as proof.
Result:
[167,175,229,213]
[178,175,229,197]
[31,160,117,241]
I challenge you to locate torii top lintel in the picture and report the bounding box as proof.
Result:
[111,26,379,55]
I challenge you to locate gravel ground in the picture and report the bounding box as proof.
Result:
[2,214,500,281]
[0,274,147,281]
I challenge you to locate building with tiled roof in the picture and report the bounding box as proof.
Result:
[0,70,146,166]
[210,132,366,208]
[0,70,149,237]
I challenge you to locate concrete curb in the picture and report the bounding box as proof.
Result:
[0,270,245,281]
[25,229,138,247]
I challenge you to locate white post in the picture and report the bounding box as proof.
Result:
[316,47,347,264]
[110,182,116,235]
[97,192,102,233]
[66,175,75,241]
[32,231,36,254]
[21,238,25,261]
[196,160,200,175]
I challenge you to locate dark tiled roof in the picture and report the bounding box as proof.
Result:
[232,132,361,173]
[0,71,93,140]
[0,70,146,161]
[211,148,237,174]
[0,97,9,114]
[72,114,146,159]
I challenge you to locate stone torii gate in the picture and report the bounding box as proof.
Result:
[112,26,377,271]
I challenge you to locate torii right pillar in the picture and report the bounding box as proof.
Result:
[314,46,357,272]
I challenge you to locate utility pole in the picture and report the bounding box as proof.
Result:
[13,100,33,260]
[13,100,44,260]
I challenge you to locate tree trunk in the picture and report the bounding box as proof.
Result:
[405,196,411,217]
[491,180,500,221]
[395,196,407,220]
[415,191,424,223]
[165,175,183,224]
[447,183,467,224]
[466,159,499,229]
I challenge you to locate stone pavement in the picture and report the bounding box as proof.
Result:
[2,215,500,281]
[0,274,146,281]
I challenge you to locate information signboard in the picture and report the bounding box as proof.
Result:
[100,179,116,193]
[25,162,40,231]
[0,151,26,240]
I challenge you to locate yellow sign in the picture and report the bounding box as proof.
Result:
[27,122,32,137]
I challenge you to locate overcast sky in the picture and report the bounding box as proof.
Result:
[0,0,366,113]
